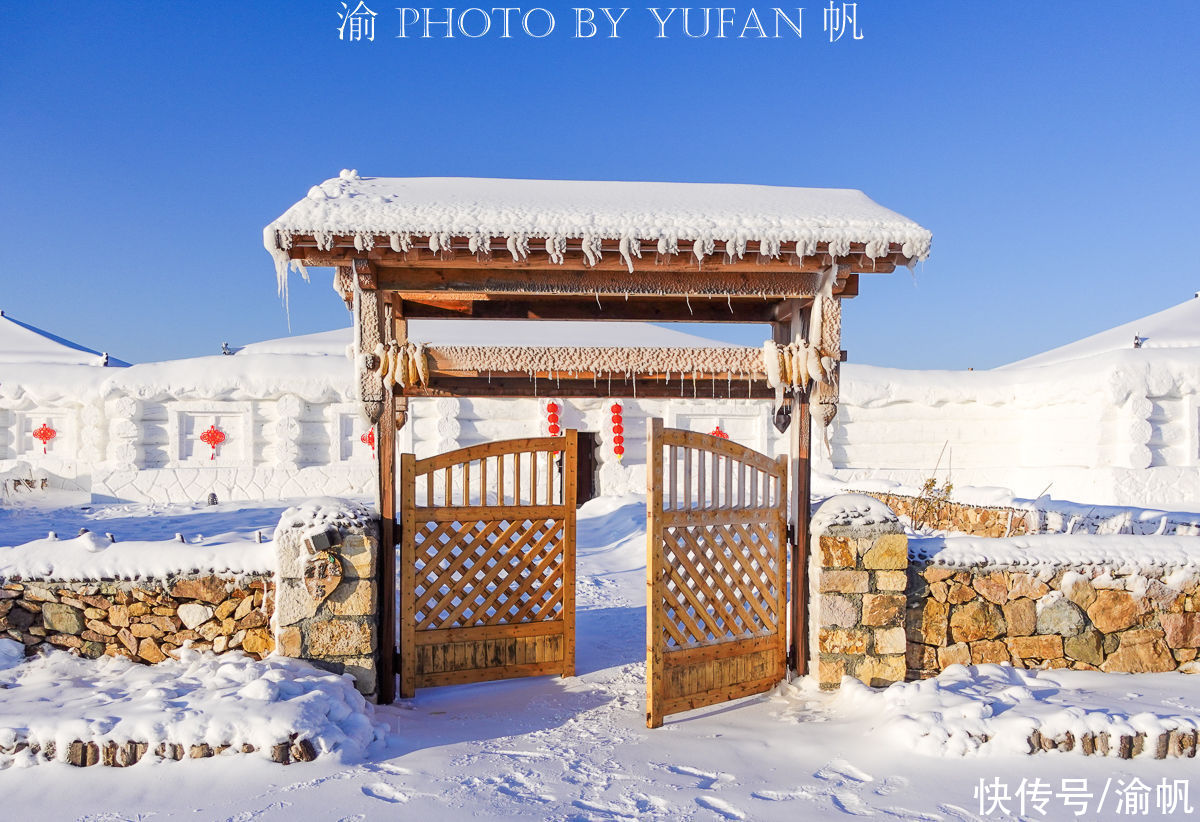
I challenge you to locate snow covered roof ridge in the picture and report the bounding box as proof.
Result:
[0,310,127,367]
[264,172,932,293]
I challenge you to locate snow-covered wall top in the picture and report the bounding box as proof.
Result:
[263,172,933,282]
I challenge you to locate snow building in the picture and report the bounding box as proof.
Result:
[823,295,1200,508]
[0,318,786,503]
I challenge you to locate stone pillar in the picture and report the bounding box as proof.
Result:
[810,494,908,689]
[273,510,379,700]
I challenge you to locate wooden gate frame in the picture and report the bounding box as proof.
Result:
[398,432,577,698]
[646,419,789,727]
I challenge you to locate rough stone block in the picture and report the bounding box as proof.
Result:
[907,642,938,673]
[818,657,845,689]
[861,534,908,570]
[340,535,377,580]
[327,580,376,618]
[1101,629,1174,673]
[937,642,971,668]
[820,571,869,594]
[946,583,976,604]
[851,654,906,687]
[169,576,229,605]
[1008,573,1049,600]
[1161,613,1200,649]
[820,537,856,569]
[969,639,1011,664]
[875,571,908,592]
[819,628,869,654]
[242,627,274,655]
[1038,597,1086,637]
[1064,629,1105,666]
[906,598,949,646]
[949,600,1005,643]
[972,572,1009,605]
[1087,590,1140,634]
[874,627,907,655]
[923,568,955,584]
[862,594,905,628]
[1006,634,1064,660]
[820,594,859,629]
[1002,598,1037,637]
[307,619,374,657]
[277,626,302,657]
[276,579,319,627]
[42,603,86,635]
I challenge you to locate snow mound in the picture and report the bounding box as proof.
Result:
[811,494,899,533]
[911,534,1200,572]
[0,648,386,768]
[0,640,23,672]
[835,664,1200,758]
[273,498,373,542]
[0,532,273,581]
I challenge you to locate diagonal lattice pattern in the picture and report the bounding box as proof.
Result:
[661,522,782,648]
[413,517,564,630]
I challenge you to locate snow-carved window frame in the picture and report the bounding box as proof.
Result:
[167,401,252,467]
[664,401,774,455]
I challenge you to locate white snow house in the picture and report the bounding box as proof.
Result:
[822,294,1200,508]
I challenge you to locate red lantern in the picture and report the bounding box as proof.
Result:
[360,427,375,456]
[548,424,561,435]
[200,425,226,461]
[546,402,559,414]
[545,400,563,437]
[33,423,56,455]
[610,401,624,460]
[710,425,730,439]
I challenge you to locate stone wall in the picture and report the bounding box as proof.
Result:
[0,575,274,663]
[272,506,379,700]
[855,490,1200,538]
[810,496,911,689]
[906,562,1200,678]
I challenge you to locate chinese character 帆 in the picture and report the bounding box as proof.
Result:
[823,1,864,42]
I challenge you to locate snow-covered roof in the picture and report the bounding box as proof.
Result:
[264,173,932,281]
[0,311,126,367]
[234,320,736,357]
[1002,295,1200,369]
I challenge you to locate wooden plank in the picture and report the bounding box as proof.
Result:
[398,295,780,323]
[662,634,782,667]
[562,429,578,679]
[398,452,417,699]
[414,620,565,645]
[416,660,567,688]
[377,305,399,705]
[646,418,666,729]
[417,504,563,522]
[658,672,784,719]
[400,375,776,400]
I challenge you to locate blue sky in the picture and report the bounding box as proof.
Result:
[1,1,1197,369]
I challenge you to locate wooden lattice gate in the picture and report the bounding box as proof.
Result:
[645,419,788,727]
[398,432,577,697]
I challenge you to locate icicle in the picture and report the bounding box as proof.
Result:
[546,235,567,264]
[691,238,714,266]
[685,294,693,315]
[618,236,641,273]
[582,235,603,267]
[727,294,733,314]
[595,292,602,310]
[353,232,375,252]
[724,237,746,262]
[428,234,441,254]
[389,233,412,253]
[506,234,529,262]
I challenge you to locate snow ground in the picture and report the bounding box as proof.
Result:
[2,495,1199,820]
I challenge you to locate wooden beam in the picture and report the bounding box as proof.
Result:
[397,375,776,400]
[397,296,781,323]
[376,297,397,704]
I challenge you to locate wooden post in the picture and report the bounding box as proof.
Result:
[398,452,416,698]
[561,428,578,678]
[645,418,665,728]
[376,302,399,704]
[776,304,812,676]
